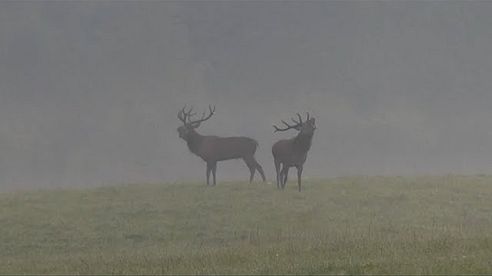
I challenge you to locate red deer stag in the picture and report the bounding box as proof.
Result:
[272,113,316,191]
[177,105,266,186]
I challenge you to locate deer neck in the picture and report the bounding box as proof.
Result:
[294,132,313,152]
[186,130,204,154]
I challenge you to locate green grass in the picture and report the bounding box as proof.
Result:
[1,175,492,274]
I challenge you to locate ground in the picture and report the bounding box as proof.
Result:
[1,175,492,274]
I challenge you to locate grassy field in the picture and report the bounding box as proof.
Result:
[1,175,492,274]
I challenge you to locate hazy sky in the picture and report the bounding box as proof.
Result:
[2,1,492,190]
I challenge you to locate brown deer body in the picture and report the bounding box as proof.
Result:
[272,113,316,191]
[177,106,266,186]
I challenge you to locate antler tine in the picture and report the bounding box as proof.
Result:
[188,104,216,126]
[273,119,299,132]
[186,105,195,116]
[282,120,291,128]
[178,105,199,125]
[183,105,197,124]
[296,113,303,124]
[177,105,187,123]
[306,112,310,121]
[202,105,215,120]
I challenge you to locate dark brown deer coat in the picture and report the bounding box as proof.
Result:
[272,113,316,191]
[177,106,266,186]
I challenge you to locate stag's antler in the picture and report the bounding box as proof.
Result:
[273,113,308,132]
[177,105,196,125]
[188,105,216,128]
[177,106,186,123]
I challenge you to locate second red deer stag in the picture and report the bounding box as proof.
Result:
[272,113,316,191]
[177,105,266,186]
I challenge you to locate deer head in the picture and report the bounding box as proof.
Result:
[177,105,216,140]
[273,112,316,136]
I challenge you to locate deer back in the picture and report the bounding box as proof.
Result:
[193,135,259,162]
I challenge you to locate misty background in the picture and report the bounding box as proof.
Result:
[2,1,492,191]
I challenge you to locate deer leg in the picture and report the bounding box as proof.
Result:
[243,157,256,183]
[296,165,303,192]
[211,162,217,186]
[280,166,290,189]
[284,167,290,188]
[254,159,267,182]
[274,159,281,189]
[206,162,212,186]
[249,167,255,183]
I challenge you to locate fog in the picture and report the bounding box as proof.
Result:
[2,1,492,190]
